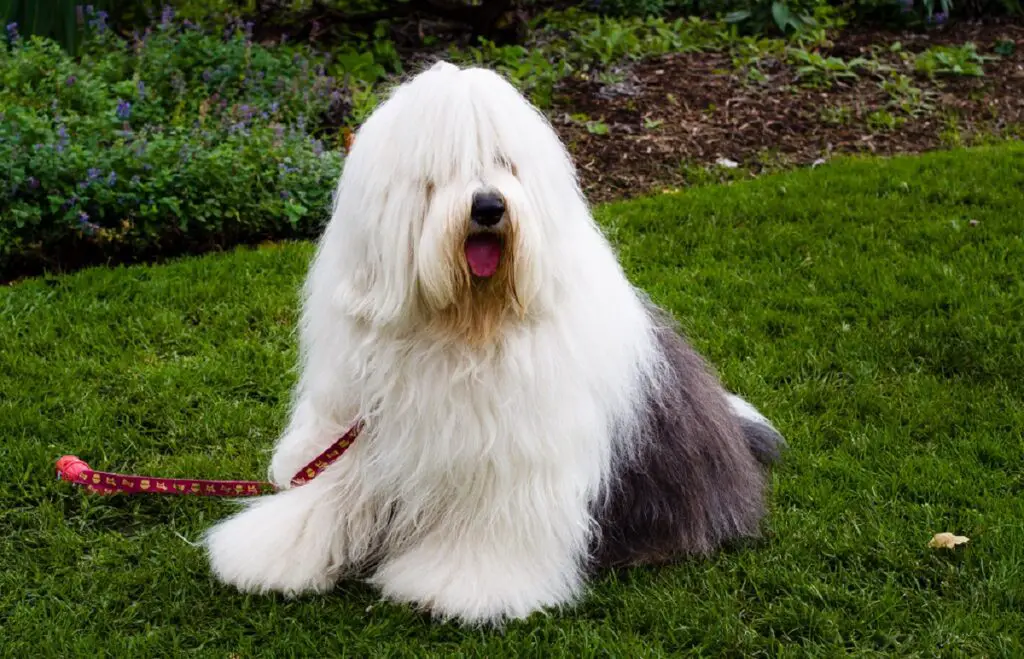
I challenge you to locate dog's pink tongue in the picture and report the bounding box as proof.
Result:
[465,235,502,278]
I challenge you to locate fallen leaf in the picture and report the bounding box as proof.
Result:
[928,532,970,549]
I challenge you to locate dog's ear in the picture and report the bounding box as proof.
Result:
[332,253,412,328]
[307,170,419,330]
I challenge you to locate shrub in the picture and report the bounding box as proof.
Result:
[0,10,346,279]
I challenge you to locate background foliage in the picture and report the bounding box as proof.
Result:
[1,0,1019,279]
[1,7,345,277]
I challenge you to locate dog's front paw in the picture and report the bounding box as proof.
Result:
[203,485,339,597]
[371,541,581,626]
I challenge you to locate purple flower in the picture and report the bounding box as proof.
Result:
[269,101,279,113]
[311,139,324,157]
[56,124,69,152]
[929,11,948,23]
[65,75,77,86]
[116,99,132,120]
[84,4,108,32]
[78,212,99,235]
[5,22,18,43]
[280,190,290,199]
[137,80,146,100]
[160,5,174,27]
[27,176,39,189]
[107,171,117,186]
[202,68,213,82]
[87,168,102,183]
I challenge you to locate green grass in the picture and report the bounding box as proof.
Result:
[3,143,1024,656]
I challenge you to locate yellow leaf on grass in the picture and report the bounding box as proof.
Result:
[928,532,970,549]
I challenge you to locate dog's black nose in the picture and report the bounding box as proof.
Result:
[471,190,505,227]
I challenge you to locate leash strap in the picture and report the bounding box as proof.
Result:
[55,420,364,497]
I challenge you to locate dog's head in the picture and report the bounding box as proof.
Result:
[316,61,590,344]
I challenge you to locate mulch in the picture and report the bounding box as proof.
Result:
[550,20,1024,203]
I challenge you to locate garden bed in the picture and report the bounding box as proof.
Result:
[552,20,1024,202]
[3,8,1023,282]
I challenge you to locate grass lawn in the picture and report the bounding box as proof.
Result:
[2,143,1023,656]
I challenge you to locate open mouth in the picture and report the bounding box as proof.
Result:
[464,232,503,278]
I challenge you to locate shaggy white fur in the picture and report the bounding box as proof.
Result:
[203,60,783,625]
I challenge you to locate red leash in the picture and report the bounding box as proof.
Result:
[55,421,364,497]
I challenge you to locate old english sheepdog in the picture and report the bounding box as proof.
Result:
[203,60,785,625]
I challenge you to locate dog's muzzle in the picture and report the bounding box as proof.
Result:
[465,190,506,278]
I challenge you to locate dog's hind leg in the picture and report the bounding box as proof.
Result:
[591,322,781,568]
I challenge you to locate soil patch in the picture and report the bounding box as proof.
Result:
[550,20,1024,203]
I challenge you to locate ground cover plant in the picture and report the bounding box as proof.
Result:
[2,143,1023,655]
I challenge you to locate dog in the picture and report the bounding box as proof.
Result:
[203,60,785,625]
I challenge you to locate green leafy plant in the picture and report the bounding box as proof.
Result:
[866,108,903,131]
[880,73,935,117]
[724,0,820,36]
[787,47,870,87]
[914,43,991,78]
[819,104,853,125]
[994,39,1015,57]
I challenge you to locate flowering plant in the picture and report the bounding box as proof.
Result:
[1,8,349,278]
